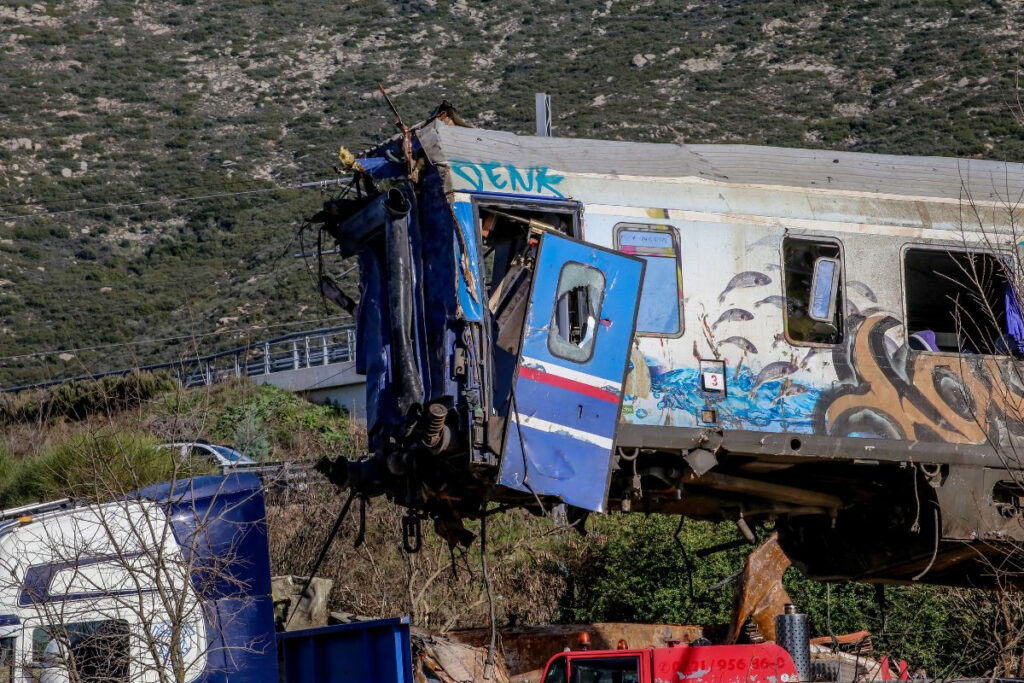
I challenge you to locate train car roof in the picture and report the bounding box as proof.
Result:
[417,119,1024,204]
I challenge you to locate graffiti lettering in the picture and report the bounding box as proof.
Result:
[450,161,565,197]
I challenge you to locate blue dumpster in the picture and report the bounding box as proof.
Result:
[277,617,414,683]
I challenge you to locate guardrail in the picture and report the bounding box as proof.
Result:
[3,324,357,393]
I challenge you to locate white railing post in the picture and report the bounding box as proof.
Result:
[292,339,299,370]
[304,336,311,368]
[263,343,270,374]
[322,335,329,365]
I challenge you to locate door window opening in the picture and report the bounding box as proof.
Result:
[480,206,575,302]
[614,224,683,336]
[549,262,605,363]
[477,202,580,420]
[903,247,1017,355]
[783,237,845,345]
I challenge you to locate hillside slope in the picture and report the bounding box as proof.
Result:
[2,0,1022,384]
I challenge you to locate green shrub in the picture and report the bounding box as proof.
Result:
[0,432,209,507]
[0,371,179,425]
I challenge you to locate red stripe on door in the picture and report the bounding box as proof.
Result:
[519,366,621,404]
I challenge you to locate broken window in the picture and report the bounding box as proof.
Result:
[614,224,683,336]
[31,620,130,683]
[783,237,845,345]
[549,262,605,363]
[903,247,1017,354]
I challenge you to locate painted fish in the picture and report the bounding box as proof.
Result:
[800,347,823,368]
[847,280,878,303]
[748,361,799,397]
[744,234,780,254]
[754,295,788,310]
[718,271,771,303]
[712,308,754,331]
[719,336,758,354]
[771,379,812,406]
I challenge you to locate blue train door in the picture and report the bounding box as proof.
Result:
[497,231,645,512]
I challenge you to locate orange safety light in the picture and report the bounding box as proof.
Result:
[617,639,629,650]
[578,632,591,650]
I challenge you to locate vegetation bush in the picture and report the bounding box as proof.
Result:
[0,431,207,507]
[0,371,179,425]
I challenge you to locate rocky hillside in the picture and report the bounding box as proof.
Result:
[2,0,1022,385]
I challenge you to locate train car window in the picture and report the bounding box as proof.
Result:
[614,224,683,337]
[549,262,605,363]
[569,655,641,683]
[0,637,12,683]
[903,247,1017,355]
[783,237,845,345]
[30,620,130,682]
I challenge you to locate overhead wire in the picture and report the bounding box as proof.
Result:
[0,175,304,212]
[0,176,351,222]
[0,175,356,382]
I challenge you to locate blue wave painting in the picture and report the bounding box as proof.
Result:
[631,365,824,433]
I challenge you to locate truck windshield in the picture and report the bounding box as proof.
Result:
[570,655,640,683]
[543,654,568,683]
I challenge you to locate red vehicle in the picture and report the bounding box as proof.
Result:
[540,642,799,683]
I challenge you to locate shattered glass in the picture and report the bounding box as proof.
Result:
[548,262,605,362]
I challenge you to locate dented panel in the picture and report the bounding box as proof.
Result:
[498,232,644,512]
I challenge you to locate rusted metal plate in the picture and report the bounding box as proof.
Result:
[728,534,792,644]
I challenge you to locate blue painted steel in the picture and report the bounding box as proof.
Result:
[0,615,18,627]
[136,475,277,683]
[417,166,463,401]
[499,232,644,512]
[519,236,644,384]
[511,377,617,439]
[277,617,414,683]
[503,423,613,511]
[452,201,484,321]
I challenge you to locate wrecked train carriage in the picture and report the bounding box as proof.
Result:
[316,114,1024,585]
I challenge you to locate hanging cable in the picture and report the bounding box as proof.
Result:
[911,509,941,581]
[0,177,352,222]
[674,515,697,624]
[480,508,497,680]
[509,387,550,518]
[286,490,357,629]
[910,463,922,533]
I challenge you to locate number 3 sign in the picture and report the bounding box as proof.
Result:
[699,359,728,394]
